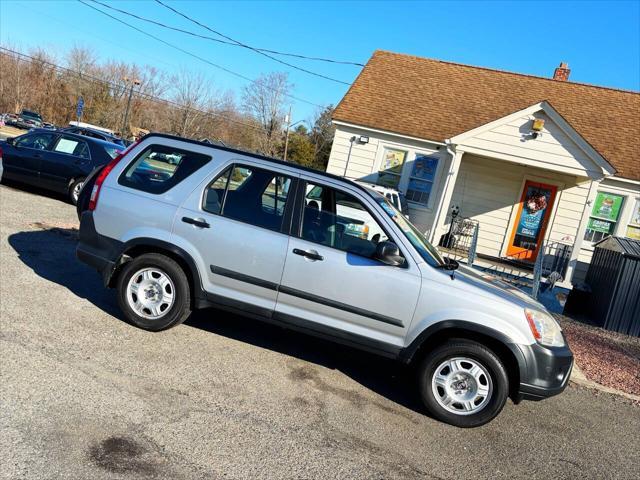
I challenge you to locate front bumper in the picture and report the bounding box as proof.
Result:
[515,338,573,401]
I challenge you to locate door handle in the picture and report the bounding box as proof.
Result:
[182,216,210,229]
[33,153,42,158]
[292,248,323,261]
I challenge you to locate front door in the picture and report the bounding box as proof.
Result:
[275,179,421,350]
[506,180,557,261]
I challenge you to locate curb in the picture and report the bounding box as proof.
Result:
[570,364,640,402]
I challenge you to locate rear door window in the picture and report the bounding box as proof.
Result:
[119,144,211,194]
[202,164,293,233]
[53,136,91,159]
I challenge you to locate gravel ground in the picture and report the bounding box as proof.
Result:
[558,316,640,396]
[2,182,640,480]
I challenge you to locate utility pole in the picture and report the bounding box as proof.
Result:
[283,105,292,162]
[121,77,140,138]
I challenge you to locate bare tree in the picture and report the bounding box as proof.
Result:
[242,72,292,156]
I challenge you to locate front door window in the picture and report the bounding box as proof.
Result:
[506,181,557,261]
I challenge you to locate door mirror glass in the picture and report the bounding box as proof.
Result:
[374,241,405,266]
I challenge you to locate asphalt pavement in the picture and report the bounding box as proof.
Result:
[1,182,639,480]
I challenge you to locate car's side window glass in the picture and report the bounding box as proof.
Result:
[15,133,56,150]
[203,164,292,233]
[203,167,231,215]
[53,136,91,159]
[301,183,390,258]
[119,144,211,194]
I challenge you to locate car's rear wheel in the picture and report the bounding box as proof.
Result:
[116,253,191,331]
[69,177,85,205]
[417,339,508,428]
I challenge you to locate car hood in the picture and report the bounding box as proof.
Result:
[450,264,546,310]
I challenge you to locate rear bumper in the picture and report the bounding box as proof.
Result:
[515,339,573,401]
[76,211,123,285]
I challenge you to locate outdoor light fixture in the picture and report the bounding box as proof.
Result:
[358,135,369,144]
[530,118,545,139]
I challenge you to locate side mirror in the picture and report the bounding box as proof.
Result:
[374,241,405,267]
[5,137,14,145]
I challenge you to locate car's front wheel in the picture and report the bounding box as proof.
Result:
[116,253,191,331]
[417,339,509,428]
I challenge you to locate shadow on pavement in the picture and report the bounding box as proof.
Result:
[8,227,425,416]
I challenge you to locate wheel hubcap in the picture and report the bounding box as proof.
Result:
[432,357,493,415]
[126,268,175,319]
[73,182,83,201]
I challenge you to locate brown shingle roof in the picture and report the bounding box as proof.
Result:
[334,50,640,180]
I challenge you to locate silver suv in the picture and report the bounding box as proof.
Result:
[77,134,573,427]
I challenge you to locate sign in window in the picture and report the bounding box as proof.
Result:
[584,192,624,243]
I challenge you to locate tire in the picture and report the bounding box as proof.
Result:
[417,339,509,428]
[69,177,85,205]
[116,253,191,332]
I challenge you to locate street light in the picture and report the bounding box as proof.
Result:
[121,76,141,138]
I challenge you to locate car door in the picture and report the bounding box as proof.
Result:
[174,161,298,317]
[39,135,91,192]
[274,178,422,351]
[2,132,58,184]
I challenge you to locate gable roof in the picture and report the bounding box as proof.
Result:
[333,50,640,181]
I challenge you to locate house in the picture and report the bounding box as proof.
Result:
[326,50,640,287]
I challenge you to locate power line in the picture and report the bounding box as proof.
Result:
[0,46,267,133]
[154,0,363,66]
[77,0,325,108]
[87,0,353,85]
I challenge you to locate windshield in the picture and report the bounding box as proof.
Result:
[374,194,445,266]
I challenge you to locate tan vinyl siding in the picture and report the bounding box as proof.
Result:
[449,154,589,258]
[462,112,598,176]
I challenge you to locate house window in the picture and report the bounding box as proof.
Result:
[405,154,438,205]
[626,198,640,240]
[583,191,624,243]
[376,148,406,189]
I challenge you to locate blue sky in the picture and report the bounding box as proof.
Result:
[1,0,639,122]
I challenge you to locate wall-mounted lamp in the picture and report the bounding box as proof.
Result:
[358,135,369,144]
[530,118,545,139]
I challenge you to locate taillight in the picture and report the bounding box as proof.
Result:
[88,140,139,211]
[0,145,3,160]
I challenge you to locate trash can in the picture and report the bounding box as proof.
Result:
[583,236,640,336]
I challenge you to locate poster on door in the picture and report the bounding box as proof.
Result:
[515,187,551,240]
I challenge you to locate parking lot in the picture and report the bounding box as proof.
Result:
[1,182,639,480]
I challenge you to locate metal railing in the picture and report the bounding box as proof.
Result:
[438,215,480,266]
[532,241,573,299]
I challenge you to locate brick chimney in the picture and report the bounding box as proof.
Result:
[553,62,571,81]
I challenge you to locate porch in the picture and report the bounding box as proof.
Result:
[427,102,614,288]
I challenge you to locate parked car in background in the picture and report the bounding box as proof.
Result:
[76,133,573,428]
[11,109,44,129]
[355,181,410,219]
[0,129,123,204]
[3,113,20,128]
[60,125,125,146]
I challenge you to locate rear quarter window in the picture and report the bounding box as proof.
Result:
[118,144,211,194]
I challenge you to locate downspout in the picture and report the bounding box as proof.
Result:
[429,139,457,243]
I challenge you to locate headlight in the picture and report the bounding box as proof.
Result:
[524,308,565,347]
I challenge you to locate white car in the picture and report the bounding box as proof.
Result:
[356,181,410,219]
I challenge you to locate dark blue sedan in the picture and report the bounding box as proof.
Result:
[0,129,123,204]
